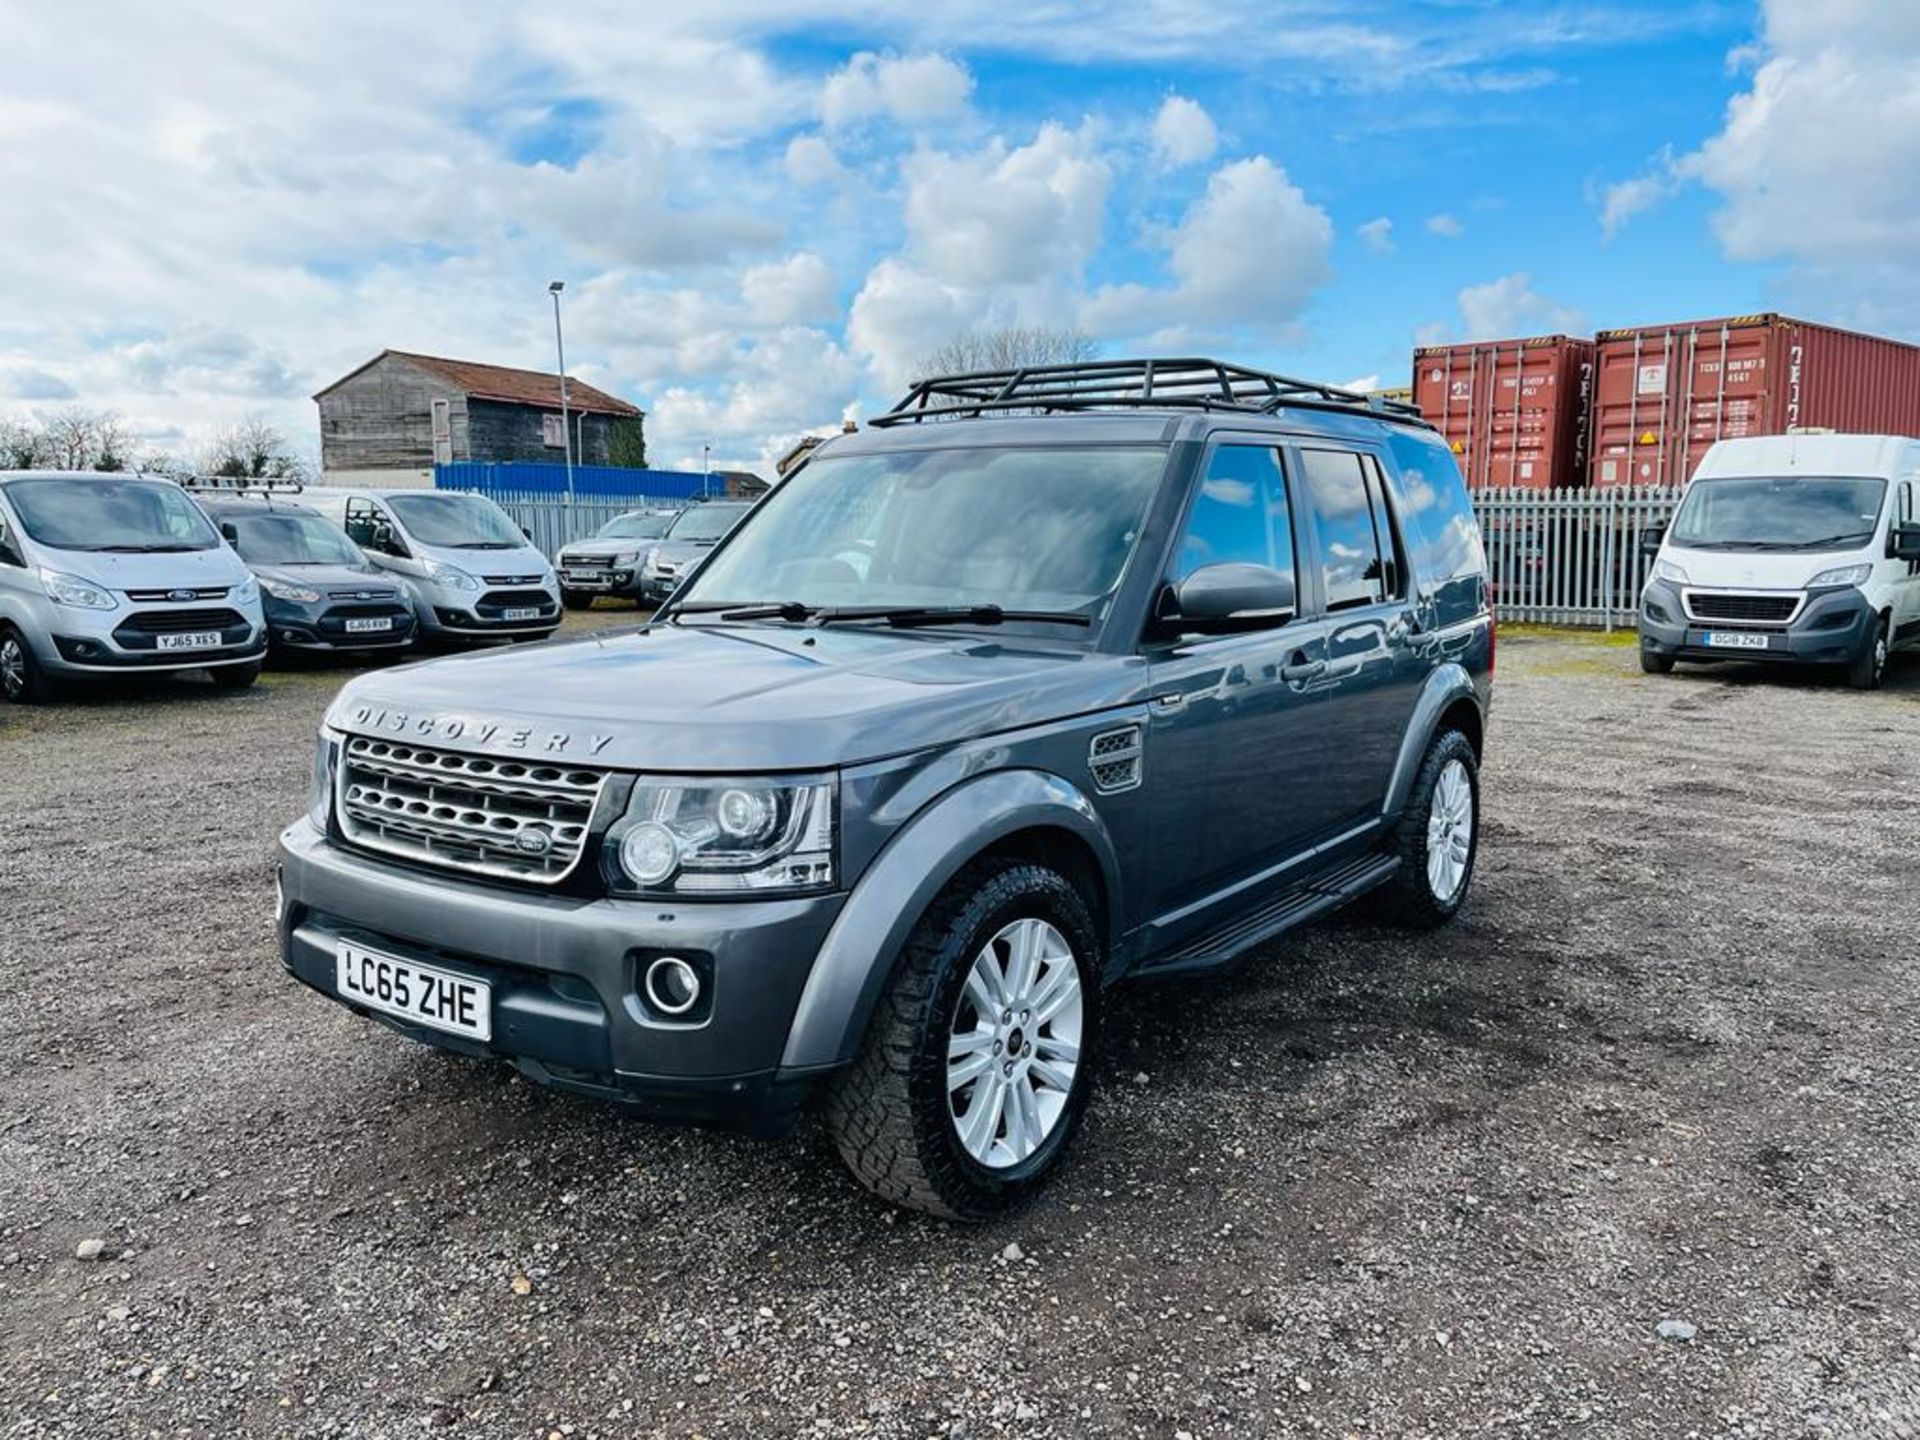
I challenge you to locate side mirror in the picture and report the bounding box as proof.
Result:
[1892,525,1920,562]
[220,522,240,544]
[1162,563,1296,634]
[1639,525,1666,558]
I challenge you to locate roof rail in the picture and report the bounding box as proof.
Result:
[869,357,1429,428]
[178,475,306,497]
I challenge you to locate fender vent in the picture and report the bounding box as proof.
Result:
[1088,725,1143,794]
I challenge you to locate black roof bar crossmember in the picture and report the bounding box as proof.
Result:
[868,357,1428,428]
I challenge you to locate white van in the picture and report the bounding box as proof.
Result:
[303,488,561,645]
[1639,433,1920,689]
[0,471,266,703]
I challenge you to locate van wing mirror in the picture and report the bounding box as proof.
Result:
[1639,524,1667,558]
[220,522,240,544]
[1892,525,1920,562]
[1163,563,1296,634]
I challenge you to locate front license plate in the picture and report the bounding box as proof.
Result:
[156,630,223,651]
[502,606,542,621]
[335,941,491,1041]
[342,617,392,634]
[1704,631,1770,650]
[564,569,601,582]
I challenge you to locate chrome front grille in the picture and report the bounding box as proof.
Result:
[336,736,608,884]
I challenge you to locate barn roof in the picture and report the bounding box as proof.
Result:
[315,349,643,418]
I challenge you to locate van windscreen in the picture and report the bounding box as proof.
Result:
[1669,476,1887,552]
[4,477,219,552]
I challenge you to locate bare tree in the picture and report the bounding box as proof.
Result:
[0,417,43,469]
[204,417,310,481]
[35,408,129,471]
[914,326,1101,381]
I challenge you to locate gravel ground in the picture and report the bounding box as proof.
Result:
[3,616,1919,1440]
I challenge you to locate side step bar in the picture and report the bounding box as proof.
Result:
[1136,853,1400,978]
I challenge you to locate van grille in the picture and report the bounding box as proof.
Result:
[1686,591,1800,624]
[336,737,608,884]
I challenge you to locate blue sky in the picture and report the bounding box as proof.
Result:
[2,0,1915,473]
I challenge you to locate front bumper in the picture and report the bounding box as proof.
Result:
[41,602,265,674]
[275,819,845,1132]
[640,574,681,604]
[419,596,562,643]
[558,564,642,597]
[267,600,418,653]
[1638,580,1876,666]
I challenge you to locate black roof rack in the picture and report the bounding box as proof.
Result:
[179,476,306,498]
[869,358,1428,428]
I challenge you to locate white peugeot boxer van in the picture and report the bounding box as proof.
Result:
[302,488,561,646]
[1639,434,1920,689]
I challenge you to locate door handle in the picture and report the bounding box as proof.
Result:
[1280,655,1326,682]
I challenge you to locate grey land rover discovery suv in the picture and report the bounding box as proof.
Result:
[277,359,1494,1219]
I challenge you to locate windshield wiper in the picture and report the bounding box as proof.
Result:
[813,605,1093,629]
[1780,533,1871,550]
[452,541,518,549]
[92,543,199,553]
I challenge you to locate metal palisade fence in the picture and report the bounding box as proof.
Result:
[1472,485,1683,630]
[436,461,718,558]
[484,496,687,558]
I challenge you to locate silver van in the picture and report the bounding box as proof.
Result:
[0,470,266,703]
[302,488,561,645]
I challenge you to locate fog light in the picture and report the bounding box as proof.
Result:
[644,956,701,1017]
[620,821,680,885]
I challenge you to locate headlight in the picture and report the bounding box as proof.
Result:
[607,775,835,895]
[308,727,340,829]
[233,574,260,606]
[610,550,638,566]
[1808,563,1871,588]
[642,553,665,576]
[259,576,320,604]
[425,560,479,592]
[37,567,116,610]
[1651,558,1690,585]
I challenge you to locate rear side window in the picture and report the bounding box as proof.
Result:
[1300,449,1400,611]
[1383,429,1488,627]
[1175,445,1295,590]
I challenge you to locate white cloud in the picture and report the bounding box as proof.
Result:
[1151,95,1218,168]
[822,51,974,130]
[1597,155,1681,242]
[846,258,985,390]
[1452,273,1586,341]
[740,254,839,326]
[1083,156,1334,342]
[1425,213,1465,238]
[1357,217,1395,254]
[785,134,849,188]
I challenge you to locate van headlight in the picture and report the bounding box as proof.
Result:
[425,559,480,592]
[233,574,260,606]
[38,567,117,610]
[606,775,835,895]
[1651,558,1689,585]
[309,727,341,829]
[1807,563,1871,589]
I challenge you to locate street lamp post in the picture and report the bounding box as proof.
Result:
[548,281,575,512]
[702,443,711,498]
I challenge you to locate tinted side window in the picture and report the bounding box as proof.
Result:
[1301,449,1390,611]
[1176,445,1289,581]
[1383,429,1488,627]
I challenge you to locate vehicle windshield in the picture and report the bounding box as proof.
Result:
[385,492,525,549]
[667,504,750,543]
[596,512,675,540]
[1669,476,1888,551]
[675,446,1167,620]
[224,511,365,567]
[3,477,220,552]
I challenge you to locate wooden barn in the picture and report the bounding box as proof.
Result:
[315,350,645,477]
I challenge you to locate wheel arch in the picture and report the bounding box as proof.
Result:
[1381,663,1484,821]
[780,769,1124,1072]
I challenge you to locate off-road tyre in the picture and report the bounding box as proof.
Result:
[1847,615,1890,691]
[1378,728,1480,930]
[824,857,1101,1221]
[1640,649,1675,675]
[0,625,54,704]
[208,660,261,690]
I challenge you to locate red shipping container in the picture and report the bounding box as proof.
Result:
[1411,335,1595,490]
[1590,313,1920,488]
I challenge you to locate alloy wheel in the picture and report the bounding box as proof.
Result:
[0,637,24,700]
[946,917,1084,1170]
[1426,758,1474,901]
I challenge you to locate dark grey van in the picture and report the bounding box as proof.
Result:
[277,360,1493,1219]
